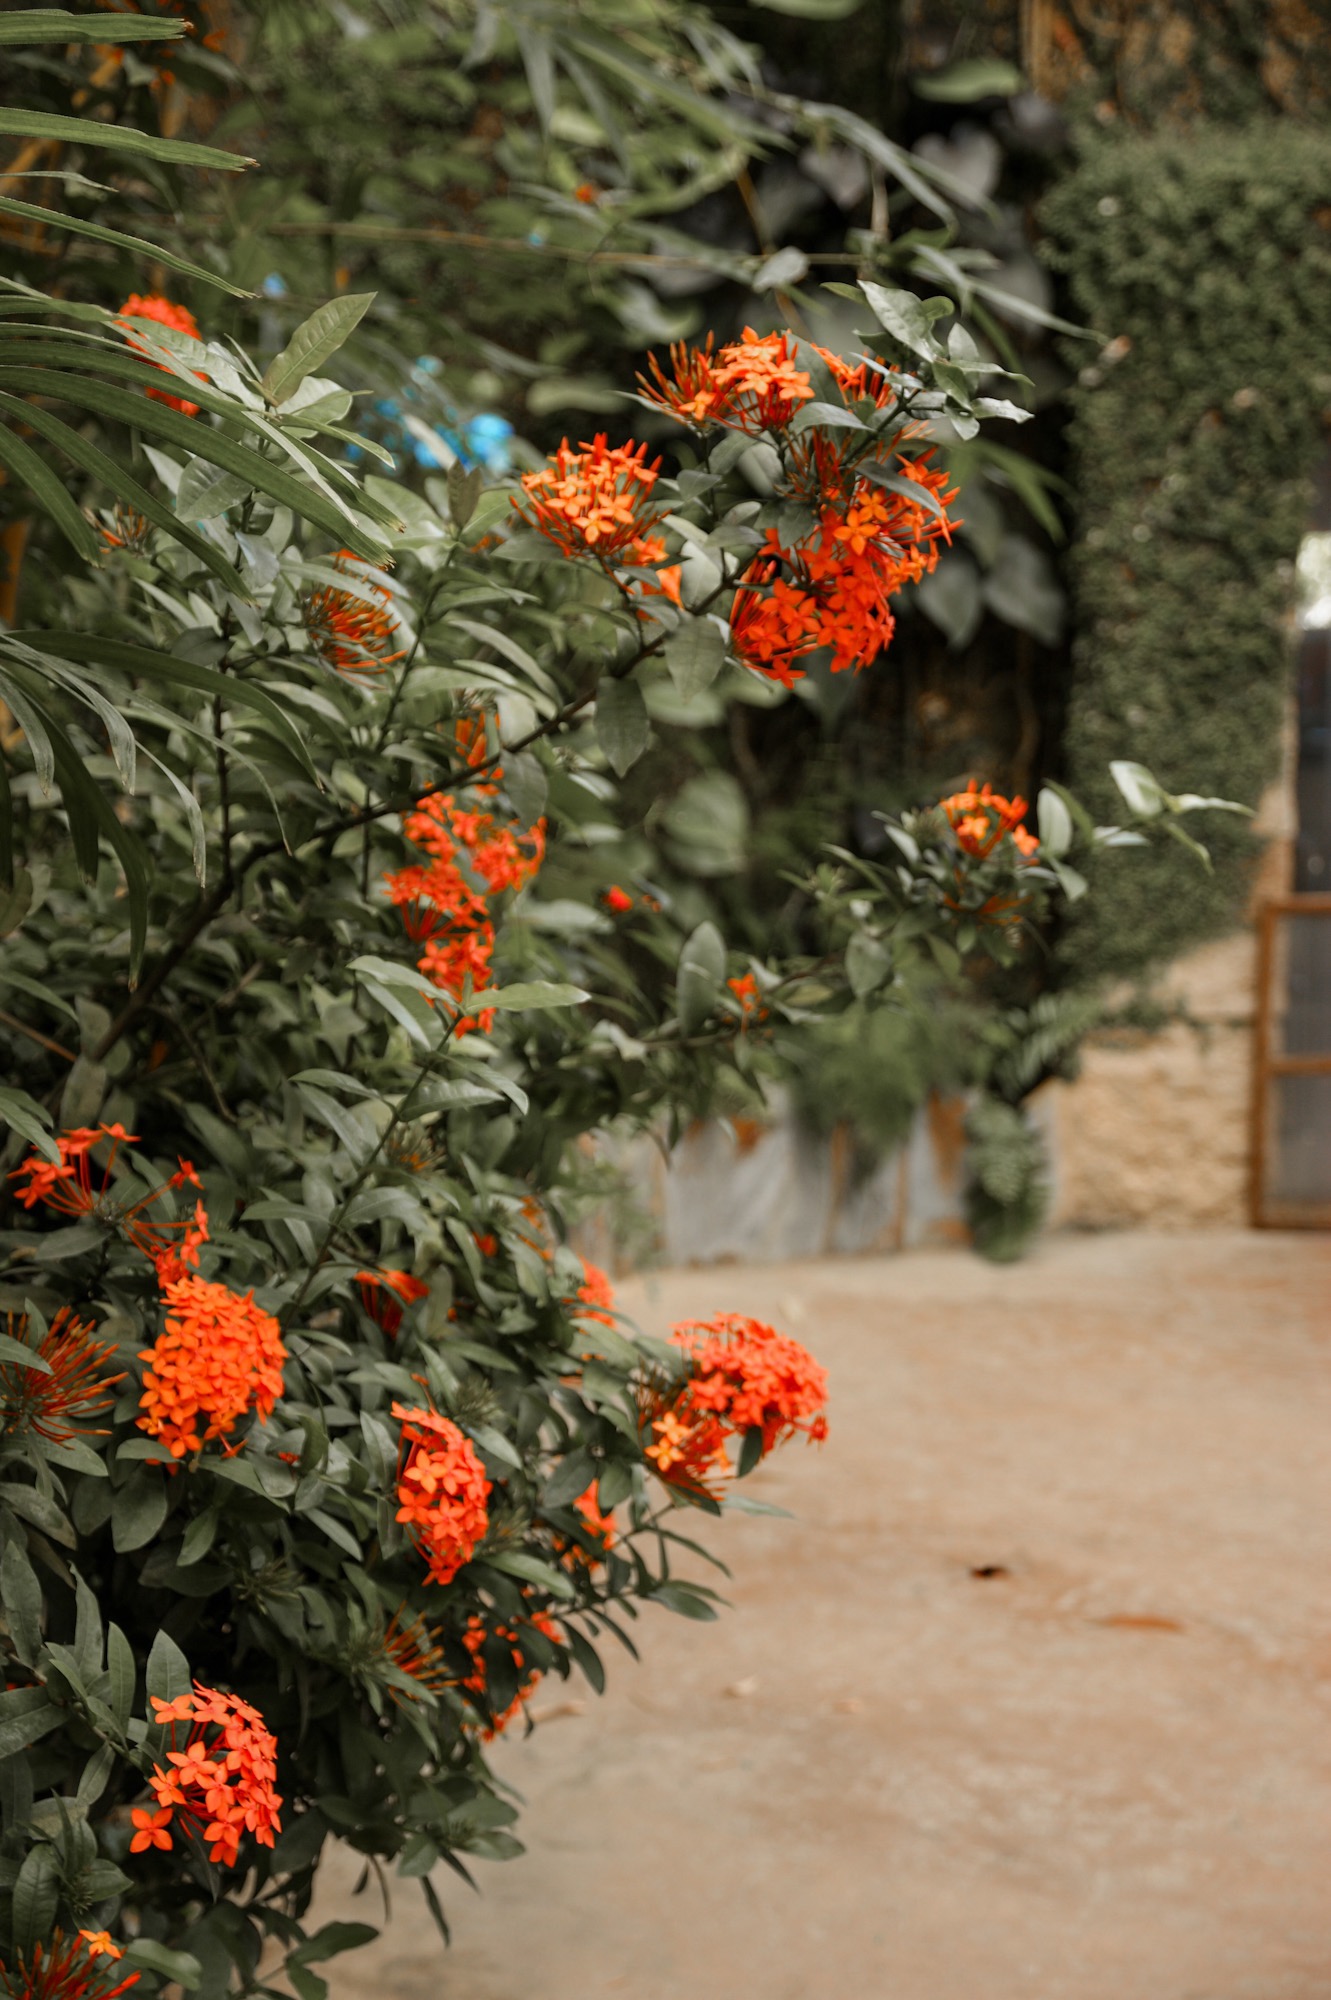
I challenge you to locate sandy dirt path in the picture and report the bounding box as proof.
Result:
[318,1230,1331,2000]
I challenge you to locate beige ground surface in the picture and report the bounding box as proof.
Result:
[317,1230,1331,2000]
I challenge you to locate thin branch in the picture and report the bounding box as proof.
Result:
[0,1007,76,1064]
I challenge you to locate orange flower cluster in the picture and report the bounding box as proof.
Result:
[460,1607,560,1738]
[640,327,815,434]
[393,1403,491,1585]
[572,1258,615,1327]
[303,550,407,679]
[641,1314,828,1499]
[131,1684,282,1868]
[0,1309,123,1446]
[9,1128,289,1463]
[938,780,1039,861]
[356,1267,429,1335]
[384,785,545,1034]
[515,435,681,605]
[726,972,767,1022]
[1,1931,140,2000]
[11,1124,208,1284]
[639,326,954,683]
[117,293,203,416]
[137,1276,287,1459]
[572,1480,616,1556]
[729,457,955,685]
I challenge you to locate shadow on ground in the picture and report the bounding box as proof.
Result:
[315,1230,1331,2000]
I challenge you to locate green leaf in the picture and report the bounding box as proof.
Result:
[846,932,891,997]
[289,1924,379,1968]
[664,618,725,699]
[676,920,725,1034]
[0,1085,58,1163]
[73,1567,102,1680]
[176,458,254,520]
[123,1942,202,1991]
[913,57,1025,101]
[12,1843,59,1956]
[261,294,376,406]
[1,1537,43,1664]
[1036,787,1073,859]
[145,1626,190,1709]
[295,1082,375,1163]
[1109,760,1166,818]
[981,535,1064,646]
[111,1474,169,1554]
[751,0,862,14]
[0,1688,61,1759]
[0,11,187,44]
[0,371,383,560]
[752,245,810,290]
[662,771,749,877]
[0,417,98,560]
[18,632,320,785]
[595,676,651,776]
[0,1482,73,1546]
[447,463,483,530]
[467,981,588,1012]
[736,1425,766,1478]
[76,1742,116,1808]
[0,390,247,597]
[107,1622,135,1728]
[0,110,248,172]
[651,1580,720,1621]
[0,196,249,296]
[858,283,952,360]
[483,1550,575,1600]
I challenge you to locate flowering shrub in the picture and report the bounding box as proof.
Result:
[0,244,1230,2000]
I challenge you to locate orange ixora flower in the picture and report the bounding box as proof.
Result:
[73,1942,119,1968]
[640,327,814,435]
[569,1257,616,1327]
[514,435,681,605]
[10,1125,208,1283]
[602,884,634,914]
[729,453,956,685]
[393,1403,491,1585]
[726,972,768,1023]
[356,1268,429,1336]
[638,1395,733,1500]
[117,293,204,416]
[640,1314,827,1499]
[571,1480,616,1559]
[671,1314,828,1457]
[1,1930,140,2000]
[0,1309,124,1445]
[460,1607,560,1739]
[383,787,545,1035]
[303,549,408,679]
[137,1277,286,1459]
[133,1683,282,1869]
[938,780,1039,861]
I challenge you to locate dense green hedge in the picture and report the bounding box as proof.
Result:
[1043,122,1331,981]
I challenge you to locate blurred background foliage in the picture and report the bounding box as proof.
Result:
[3,0,1328,1246]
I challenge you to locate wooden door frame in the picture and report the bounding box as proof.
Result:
[1251,892,1331,1226]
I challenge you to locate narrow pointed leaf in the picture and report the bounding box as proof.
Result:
[0,110,249,172]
